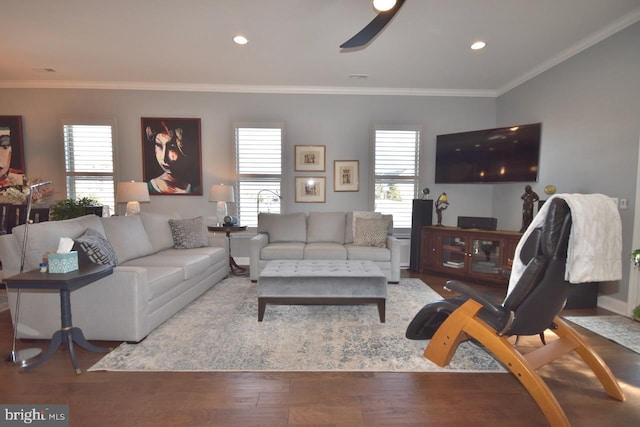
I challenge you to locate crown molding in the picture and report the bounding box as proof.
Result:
[497,6,640,96]
[0,80,497,98]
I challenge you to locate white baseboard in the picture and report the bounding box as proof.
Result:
[597,294,629,316]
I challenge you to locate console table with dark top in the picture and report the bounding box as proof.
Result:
[4,263,114,374]
[207,225,248,275]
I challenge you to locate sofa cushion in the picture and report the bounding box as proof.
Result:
[168,217,209,249]
[345,243,392,262]
[159,246,227,265]
[307,212,346,244]
[258,212,307,243]
[101,215,154,264]
[74,228,119,265]
[303,242,347,260]
[124,253,211,280]
[354,217,391,248]
[345,211,381,243]
[141,211,180,252]
[260,242,305,260]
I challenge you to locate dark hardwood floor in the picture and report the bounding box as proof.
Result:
[1,271,639,426]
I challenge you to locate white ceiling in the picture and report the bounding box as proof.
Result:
[2,0,640,97]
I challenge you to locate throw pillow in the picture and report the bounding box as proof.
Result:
[352,211,382,240]
[169,217,209,249]
[74,228,118,265]
[354,217,390,248]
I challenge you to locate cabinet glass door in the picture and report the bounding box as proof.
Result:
[470,239,501,275]
[441,236,467,270]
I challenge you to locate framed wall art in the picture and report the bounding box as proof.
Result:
[0,116,26,183]
[295,176,326,203]
[141,117,202,195]
[334,160,359,192]
[294,145,325,172]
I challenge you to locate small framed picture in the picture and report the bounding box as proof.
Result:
[295,176,326,203]
[334,160,359,192]
[295,145,326,172]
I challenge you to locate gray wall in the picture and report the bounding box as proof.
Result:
[496,21,640,304]
[0,89,497,223]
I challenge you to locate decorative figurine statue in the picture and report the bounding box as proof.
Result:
[435,192,449,226]
[520,185,540,232]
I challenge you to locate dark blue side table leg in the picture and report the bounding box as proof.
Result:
[24,288,109,374]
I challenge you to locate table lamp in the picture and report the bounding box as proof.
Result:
[117,181,150,216]
[209,184,235,225]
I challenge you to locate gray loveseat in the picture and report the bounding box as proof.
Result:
[0,212,228,342]
[249,211,401,283]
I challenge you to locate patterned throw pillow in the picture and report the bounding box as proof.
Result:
[169,217,209,249]
[353,217,390,248]
[352,211,382,240]
[74,228,119,265]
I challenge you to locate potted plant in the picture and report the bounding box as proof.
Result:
[631,249,640,320]
[49,196,101,221]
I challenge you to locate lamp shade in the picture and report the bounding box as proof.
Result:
[208,184,235,203]
[117,181,151,203]
[117,181,150,216]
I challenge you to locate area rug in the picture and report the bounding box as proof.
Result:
[564,315,640,354]
[89,277,505,373]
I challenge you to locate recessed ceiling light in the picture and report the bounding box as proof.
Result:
[373,0,396,12]
[470,41,486,50]
[233,35,248,45]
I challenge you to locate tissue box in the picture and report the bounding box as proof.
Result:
[48,251,79,273]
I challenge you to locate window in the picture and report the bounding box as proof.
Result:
[373,127,420,229]
[235,125,282,227]
[63,121,115,213]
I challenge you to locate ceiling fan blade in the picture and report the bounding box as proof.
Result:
[340,0,405,49]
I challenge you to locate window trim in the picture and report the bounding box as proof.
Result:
[371,124,421,232]
[234,122,284,228]
[61,117,118,211]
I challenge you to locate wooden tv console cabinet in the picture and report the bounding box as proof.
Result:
[419,226,522,285]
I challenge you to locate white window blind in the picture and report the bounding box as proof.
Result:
[374,128,420,229]
[235,126,282,227]
[63,123,115,212]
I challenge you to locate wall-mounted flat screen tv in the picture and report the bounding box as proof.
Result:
[435,123,541,183]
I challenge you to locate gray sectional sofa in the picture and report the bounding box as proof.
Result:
[0,212,229,342]
[250,211,401,283]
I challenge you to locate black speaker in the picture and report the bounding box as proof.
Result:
[410,199,433,271]
[457,216,497,230]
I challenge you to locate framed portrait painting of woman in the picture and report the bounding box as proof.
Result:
[141,117,203,195]
[0,116,25,187]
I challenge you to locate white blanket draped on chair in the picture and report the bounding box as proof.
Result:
[507,193,622,297]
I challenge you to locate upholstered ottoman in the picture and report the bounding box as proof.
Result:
[257,260,387,322]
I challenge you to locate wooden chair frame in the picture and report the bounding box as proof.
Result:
[424,299,625,427]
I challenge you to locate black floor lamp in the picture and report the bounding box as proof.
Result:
[6,180,51,366]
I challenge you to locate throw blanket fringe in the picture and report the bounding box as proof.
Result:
[507,193,622,296]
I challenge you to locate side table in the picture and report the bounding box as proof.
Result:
[208,225,248,275]
[4,263,114,374]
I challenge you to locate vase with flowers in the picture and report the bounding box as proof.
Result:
[0,174,53,205]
